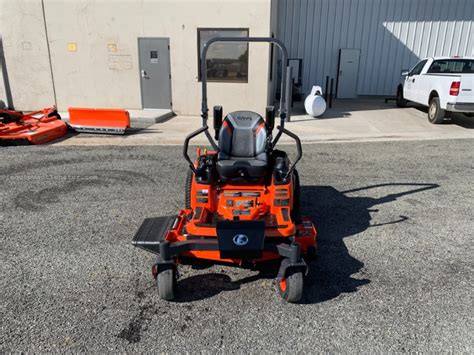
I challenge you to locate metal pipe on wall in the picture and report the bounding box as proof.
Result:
[285,66,292,122]
[0,35,14,109]
[329,78,334,108]
[324,75,329,102]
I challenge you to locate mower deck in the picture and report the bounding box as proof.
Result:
[133,210,315,273]
[0,107,67,145]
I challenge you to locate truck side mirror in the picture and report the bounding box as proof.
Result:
[401,69,409,76]
[213,105,223,140]
[265,106,275,133]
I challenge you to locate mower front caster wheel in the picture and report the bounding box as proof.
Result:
[156,265,177,301]
[277,270,304,303]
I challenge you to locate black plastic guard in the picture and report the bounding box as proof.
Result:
[216,220,265,259]
[132,215,177,254]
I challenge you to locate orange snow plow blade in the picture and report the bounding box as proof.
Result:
[0,106,67,145]
[68,107,130,135]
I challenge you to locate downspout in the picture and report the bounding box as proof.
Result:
[41,0,57,107]
[0,35,14,109]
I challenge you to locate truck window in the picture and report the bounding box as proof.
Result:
[409,60,427,75]
[427,59,474,74]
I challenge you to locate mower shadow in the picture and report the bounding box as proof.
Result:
[173,269,274,303]
[174,260,278,303]
[300,182,439,304]
[173,183,438,304]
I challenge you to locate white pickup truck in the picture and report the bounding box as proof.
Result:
[396,57,474,124]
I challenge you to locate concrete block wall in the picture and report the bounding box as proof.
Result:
[0,0,272,115]
[0,0,55,110]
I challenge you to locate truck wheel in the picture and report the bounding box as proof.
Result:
[277,270,304,303]
[396,87,407,107]
[157,264,176,301]
[428,97,445,124]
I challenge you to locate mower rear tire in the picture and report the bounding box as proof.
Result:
[291,169,302,224]
[306,245,318,260]
[185,169,193,209]
[157,265,176,301]
[277,270,303,303]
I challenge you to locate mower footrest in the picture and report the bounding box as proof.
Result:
[132,216,177,249]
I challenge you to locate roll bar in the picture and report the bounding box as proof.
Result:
[201,37,289,131]
[183,37,295,172]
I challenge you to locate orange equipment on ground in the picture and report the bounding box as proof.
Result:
[0,106,67,145]
[68,107,130,134]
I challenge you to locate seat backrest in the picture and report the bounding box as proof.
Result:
[218,111,267,159]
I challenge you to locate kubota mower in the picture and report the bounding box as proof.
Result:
[0,106,67,145]
[132,37,317,303]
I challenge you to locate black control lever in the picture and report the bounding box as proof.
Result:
[274,125,302,180]
[183,126,209,174]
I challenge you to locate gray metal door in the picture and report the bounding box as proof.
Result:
[337,49,360,99]
[138,38,171,109]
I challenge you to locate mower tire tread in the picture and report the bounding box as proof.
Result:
[306,245,318,260]
[185,169,193,209]
[157,265,176,301]
[277,270,303,303]
[291,169,302,224]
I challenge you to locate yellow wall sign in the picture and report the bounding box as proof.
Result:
[107,43,117,52]
[67,42,77,52]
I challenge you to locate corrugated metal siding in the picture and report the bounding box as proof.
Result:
[276,0,474,96]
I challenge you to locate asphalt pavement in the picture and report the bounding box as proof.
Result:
[1,139,473,352]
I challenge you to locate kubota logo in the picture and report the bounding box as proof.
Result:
[233,234,249,246]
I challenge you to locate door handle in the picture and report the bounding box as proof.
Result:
[141,70,150,79]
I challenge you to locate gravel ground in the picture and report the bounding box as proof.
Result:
[1,139,473,352]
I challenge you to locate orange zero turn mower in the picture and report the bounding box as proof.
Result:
[132,37,317,303]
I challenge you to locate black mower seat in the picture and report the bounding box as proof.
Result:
[217,111,268,180]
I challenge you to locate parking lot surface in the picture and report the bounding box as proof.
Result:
[1,139,473,352]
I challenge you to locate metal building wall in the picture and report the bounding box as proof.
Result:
[276,0,474,97]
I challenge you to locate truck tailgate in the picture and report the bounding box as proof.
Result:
[459,75,474,103]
